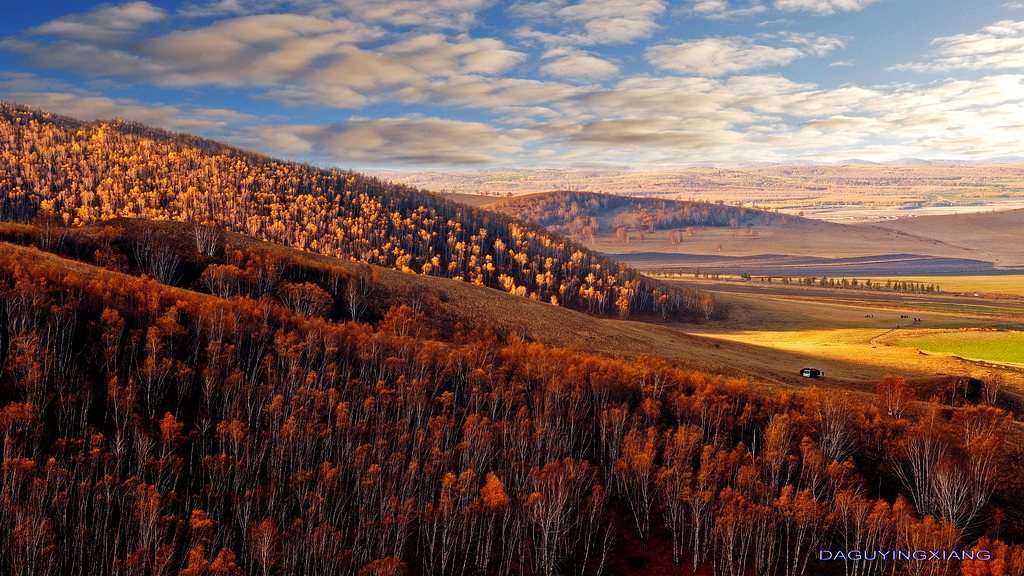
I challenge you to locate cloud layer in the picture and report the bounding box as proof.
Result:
[646,34,844,76]
[2,0,1022,167]
[893,20,1024,72]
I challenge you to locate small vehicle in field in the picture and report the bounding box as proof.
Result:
[800,367,824,378]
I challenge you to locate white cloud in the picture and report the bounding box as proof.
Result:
[337,0,495,30]
[179,0,251,17]
[560,0,666,43]
[779,32,847,55]
[646,34,844,75]
[539,47,619,80]
[6,11,530,111]
[893,20,1024,72]
[0,73,255,135]
[8,67,1024,167]
[560,72,1024,164]
[6,13,382,88]
[690,0,728,12]
[140,15,383,86]
[562,117,744,149]
[392,75,582,115]
[29,1,166,43]
[182,0,493,29]
[384,34,525,75]
[647,38,802,75]
[774,0,883,15]
[254,117,524,165]
[686,0,769,19]
[512,0,667,45]
[5,0,1024,168]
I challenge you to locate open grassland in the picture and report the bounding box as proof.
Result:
[471,191,1024,284]
[668,273,1024,297]
[595,220,985,262]
[865,275,1024,295]
[668,277,1024,403]
[890,329,1024,366]
[479,191,1024,274]
[678,277,1024,326]
[868,209,1024,267]
[0,221,875,395]
[375,163,1024,222]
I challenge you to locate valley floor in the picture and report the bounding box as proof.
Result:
[664,276,1024,409]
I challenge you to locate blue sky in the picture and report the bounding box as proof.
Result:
[1,0,1023,169]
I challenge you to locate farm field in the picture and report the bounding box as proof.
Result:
[668,277,1024,405]
[873,275,1024,295]
[676,276,1024,325]
[890,329,1024,367]
[659,273,1024,297]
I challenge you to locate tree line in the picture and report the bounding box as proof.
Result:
[776,277,940,293]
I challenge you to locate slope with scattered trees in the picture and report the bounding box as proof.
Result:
[0,220,1021,576]
[0,103,702,321]
[490,191,790,243]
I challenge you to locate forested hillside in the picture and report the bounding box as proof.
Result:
[491,191,789,242]
[0,104,700,320]
[0,220,1021,576]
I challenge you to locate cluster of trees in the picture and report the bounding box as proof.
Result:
[0,104,702,321]
[0,230,1021,576]
[652,272,942,296]
[775,277,941,293]
[495,192,783,243]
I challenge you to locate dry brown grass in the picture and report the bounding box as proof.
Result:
[871,209,1024,267]
[674,278,1024,403]
[461,190,1024,269]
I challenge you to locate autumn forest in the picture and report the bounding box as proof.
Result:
[0,104,1022,576]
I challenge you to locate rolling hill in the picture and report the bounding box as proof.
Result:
[483,190,1024,276]
[0,103,700,321]
[374,163,1024,222]
[869,209,1024,268]
[2,108,1024,574]
[488,190,780,237]
[0,218,827,386]
[2,216,1022,575]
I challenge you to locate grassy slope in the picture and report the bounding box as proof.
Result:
[219,219,1019,393]
[674,278,1024,406]
[474,190,996,266]
[434,191,1024,406]
[16,218,1024,411]
[0,220,781,383]
[5,218,969,399]
[892,329,1024,366]
[869,209,1024,267]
